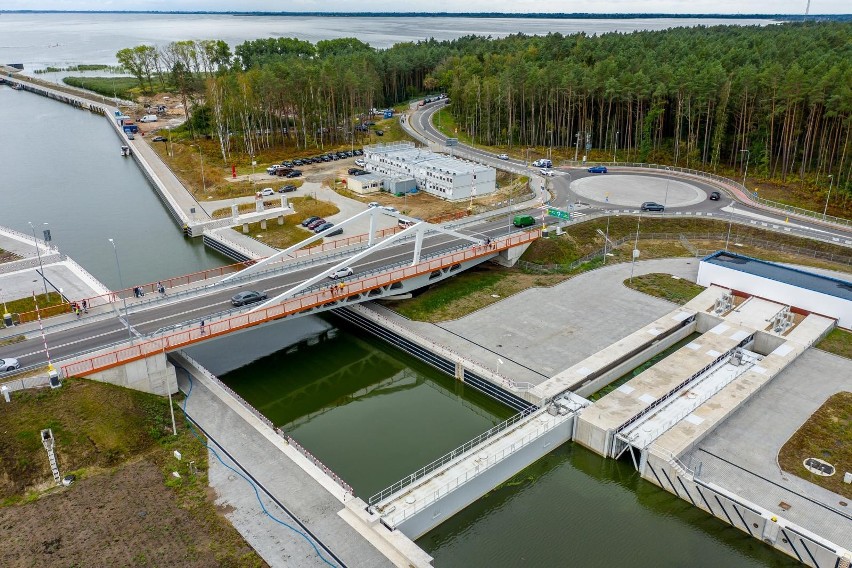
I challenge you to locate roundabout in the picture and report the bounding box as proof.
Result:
[568,174,708,208]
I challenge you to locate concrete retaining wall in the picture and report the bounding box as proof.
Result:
[395,416,574,540]
[86,352,177,396]
[644,452,850,568]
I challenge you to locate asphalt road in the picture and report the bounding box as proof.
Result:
[0,214,533,372]
[411,101,852,244]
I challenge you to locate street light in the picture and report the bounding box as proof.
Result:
[108,238,133,341]
[725,201,736,250]
[167,126,173,158]
[574,132,580,163]
[548,130,553,161]
[191,144,206,194]
[823,175,834,220]
[28,221,49,298]
[630,213,641,283]
[740,149,750,188]
[613,130,619,163]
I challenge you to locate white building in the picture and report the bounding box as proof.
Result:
[364,142,496,201]
[697,251,852,328]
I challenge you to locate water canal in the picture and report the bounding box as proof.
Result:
[4,86,795,566]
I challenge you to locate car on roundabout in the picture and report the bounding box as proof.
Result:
[709,191,721,201]
[641,201,665,212]
[587,165,608,174]
[1,357,20,373]
[328,267,354,280]
[230,290,268,307]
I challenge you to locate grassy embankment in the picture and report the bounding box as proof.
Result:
[816,328,852,359]
[390,216,851,322]
[62,76,140,101]
[1,291,68,329]
[623,273,705,305]
[431,107,851,219]
[778,391,851,499]
[0,379,263,565]
[231,196,339,249]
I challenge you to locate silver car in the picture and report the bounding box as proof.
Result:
[1,357,20,372]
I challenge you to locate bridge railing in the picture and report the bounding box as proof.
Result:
[60,229,541,378]
[369,405,538,506]
[377,411,566,528]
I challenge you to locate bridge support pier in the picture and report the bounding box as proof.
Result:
[490,242,531,267]
[85,353,178,397]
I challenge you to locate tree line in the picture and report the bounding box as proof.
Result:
[116,22,850,198]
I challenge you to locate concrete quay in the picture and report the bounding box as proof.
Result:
[172,352,432,568]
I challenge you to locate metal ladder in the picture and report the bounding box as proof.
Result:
[41,429,61,485]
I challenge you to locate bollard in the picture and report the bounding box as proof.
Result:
[278,215,284,225]
[242,223,249,234]
[260,219,267,230]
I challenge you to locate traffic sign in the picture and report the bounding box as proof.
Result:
[547,207,571,220]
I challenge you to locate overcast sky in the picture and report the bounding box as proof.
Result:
[3,1,849,14]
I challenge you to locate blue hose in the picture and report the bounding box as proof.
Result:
[177,368,340,568]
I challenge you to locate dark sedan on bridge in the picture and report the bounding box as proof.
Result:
[231,290,268,307]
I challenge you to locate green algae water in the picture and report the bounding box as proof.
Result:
[217,317,794,567]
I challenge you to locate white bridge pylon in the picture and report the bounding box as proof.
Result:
[226,208,485,312]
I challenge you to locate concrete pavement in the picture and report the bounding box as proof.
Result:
[682,348,852,549]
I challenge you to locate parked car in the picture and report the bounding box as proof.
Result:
[375,130,384,136]
[266,165,281,174]
[355,158,366,167]
[353,149,363,155]
[348,167,361,175]
[281,161,293,168]
[709,191,721,201]
[293,159,304,166]
[307,218,326,229]
[314,222,334,233]
[278,185,298,193]
[274,168,294,176]
[641,201,665,212]
[351,169,368,176]
[0,357,20,373]
[587,165,608,174]
[301,216,320,227]
[344,151,354,157]
[260,187,275,196]
[230,290,267,307]
[328,266,354,280]
[152,136,167,142]
[498,153,509,160]
[286,170,302,178]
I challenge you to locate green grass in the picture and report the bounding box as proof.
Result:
[392,267,507,321]
[3,290,66,315]
[778,392,851,499]
[62,76,139,100]
[231,196,339,249]
[623,273,705,305]
[816,328,852,359]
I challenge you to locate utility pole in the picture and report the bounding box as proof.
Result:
[574,131,580,163]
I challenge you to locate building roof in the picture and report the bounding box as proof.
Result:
[348,173,385,183]
[366,143,491,176]
[702,251,852,301]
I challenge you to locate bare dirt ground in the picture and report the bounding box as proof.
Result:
[0,459,256,568]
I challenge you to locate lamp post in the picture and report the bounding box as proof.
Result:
[167,126,173,158]
[629,213,640,284]
[191,144,206,194]
[548,130,553,161]
[613,130,619,163]
[740,149,750,188]
[823,174,834,220]
[574,131,580,163]
[28,221,49,298]
[603,212,611,264]
[526,147,531,167]
[725,201,736,250]
[108,239,132,341]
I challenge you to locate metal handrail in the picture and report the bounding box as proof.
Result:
[369,406,537,505]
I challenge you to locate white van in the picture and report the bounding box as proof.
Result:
[533,159,552,168]
[140,114,158,123]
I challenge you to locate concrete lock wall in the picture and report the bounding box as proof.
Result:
[697,262,851,328]
[643,452,848,568]
[86,353,178,396]
[395,417,574,540]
